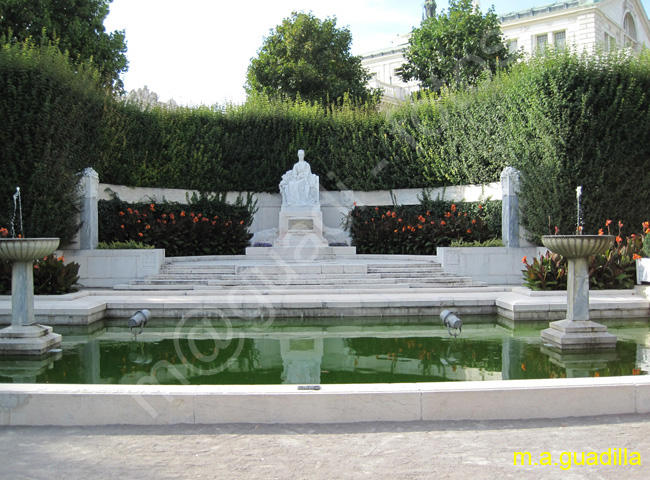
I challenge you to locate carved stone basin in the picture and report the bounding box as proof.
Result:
[0,238,60,262]
[541,235,614,258]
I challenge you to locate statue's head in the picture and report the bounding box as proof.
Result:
[298,149,305,161]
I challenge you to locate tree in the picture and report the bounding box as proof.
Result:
[399,0,517,91]
[246,11,378,106]
[0,0,128,90]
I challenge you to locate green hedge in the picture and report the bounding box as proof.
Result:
[0,39,105,244]
[96,95,432,192]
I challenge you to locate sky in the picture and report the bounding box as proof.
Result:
[104,0,650,106]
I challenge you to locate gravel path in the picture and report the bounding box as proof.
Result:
[1,414,649,479]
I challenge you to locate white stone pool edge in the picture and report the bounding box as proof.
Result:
[2,376,650,426]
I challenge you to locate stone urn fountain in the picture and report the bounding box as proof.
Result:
[0,238,63,355]
[540,234,616,350]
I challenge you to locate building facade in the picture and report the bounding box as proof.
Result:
[362,0,650,105]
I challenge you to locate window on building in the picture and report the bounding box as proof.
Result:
[604,32,615,51]
[508,39,518,54]
[536,34,548,51]
[624,13,638,42]
[553,31,566,47]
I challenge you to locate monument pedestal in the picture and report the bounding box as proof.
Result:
[275,207,328,248]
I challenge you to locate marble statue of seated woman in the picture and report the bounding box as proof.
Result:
[279,150,320,207]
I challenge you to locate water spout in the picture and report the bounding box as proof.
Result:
[11,187,24,238]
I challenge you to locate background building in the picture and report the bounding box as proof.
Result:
[362,0,650,105]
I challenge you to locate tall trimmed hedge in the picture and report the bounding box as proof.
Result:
[96,95,427,192]
[0,39,105,243]
[390,49,650,241]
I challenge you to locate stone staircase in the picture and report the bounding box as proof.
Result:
[114,257,485,292]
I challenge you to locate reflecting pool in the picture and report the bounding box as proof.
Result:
[1,317,649,385]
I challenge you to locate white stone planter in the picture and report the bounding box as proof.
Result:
[637,258,650,284]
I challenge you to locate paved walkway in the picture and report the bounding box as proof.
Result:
[1,414,649,479]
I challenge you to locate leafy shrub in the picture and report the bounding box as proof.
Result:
[97,240,154,249]
[522,221,645,290]
[98,193,255,256]
[348,200,498,255]
[0,254,80,295]
[522,252,567,291]
[449,238,505,247]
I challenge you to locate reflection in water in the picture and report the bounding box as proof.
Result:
[0,322,647,385]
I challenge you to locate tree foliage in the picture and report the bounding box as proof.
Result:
[246,11,378,106]
[0,0,128,90]
[399,0,517,91]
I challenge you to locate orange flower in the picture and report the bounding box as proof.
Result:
[618,220,624,228]
[169,213,175,220]
[59,256,65,263]
[521,363,526,372]
[0,227,8,237]
[150,203,155,212]
[451,204,456,212]
[633,254,642,260]
[145,224,151,230]
[606,219,612,226]
[466,229,472,234]
[392,212,396,218]
[522,256,527,264]
[240,220,244,225]
[120,225,125,229]
[138,232,143,237]
[193,217,199,223]
[478,205,483,210]
[180,211,186,217]
[119,211,125,216]
[440,221,446,226]
[633,368,641,375]
[33,264,39,270]
[127,208,133,214]
[471,219,476,224]
[598,228,604,235]
[616,236,622,244]
[594,372,600,377]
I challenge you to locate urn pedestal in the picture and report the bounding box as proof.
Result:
[540,235,616,350]
[0,238,62,355]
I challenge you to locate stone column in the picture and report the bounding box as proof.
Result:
[79,167,99,250]
[501,166,520,248]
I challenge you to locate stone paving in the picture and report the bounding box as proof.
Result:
[1,414,649,479]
